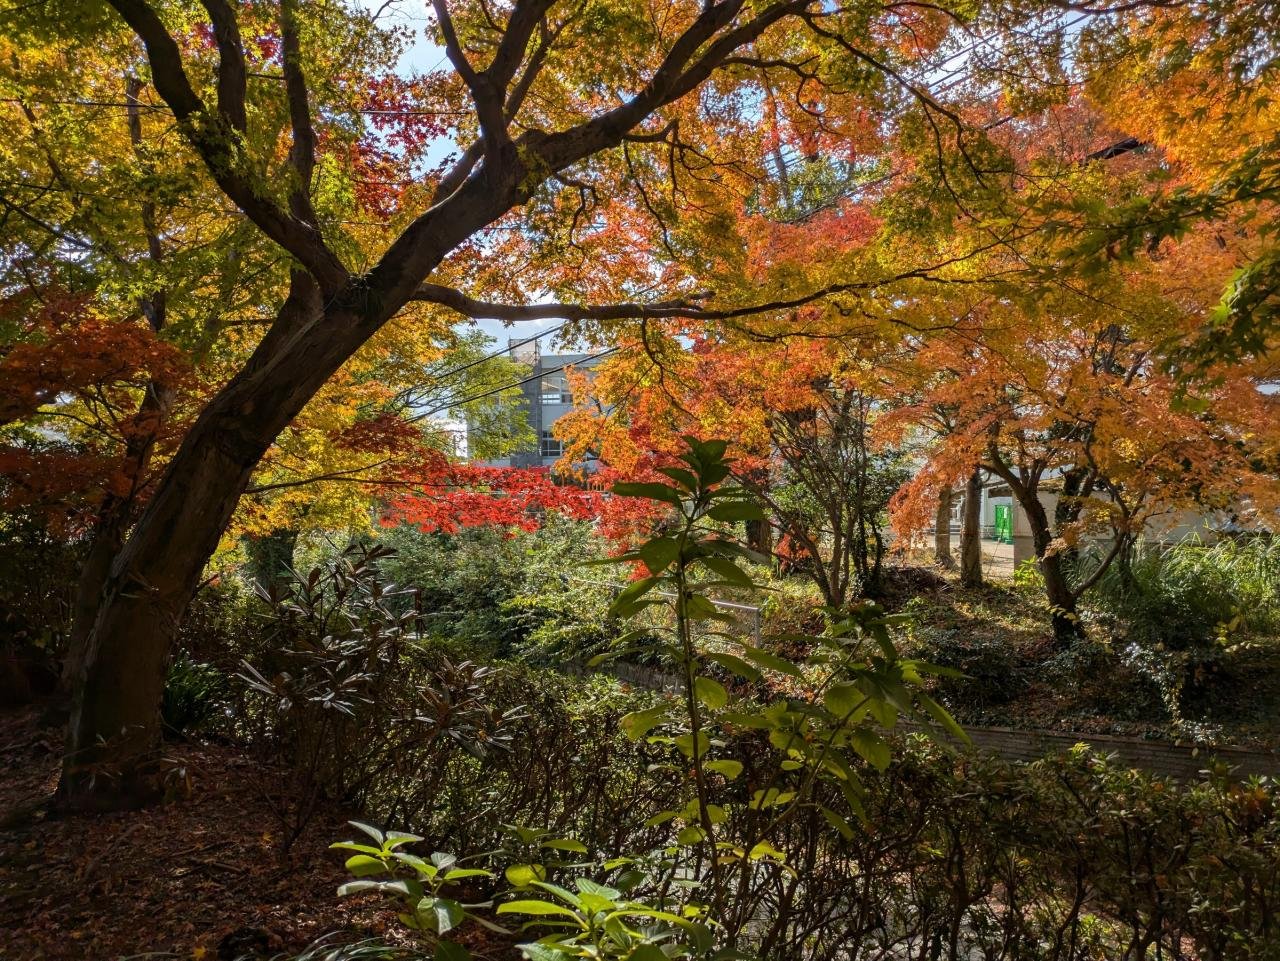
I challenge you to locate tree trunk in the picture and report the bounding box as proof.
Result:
[60,520,126,701]
[934,488,953,567]
[745,517,772,558]
[59,413,275,809]
[960,470,983,589]
[58,278,345,810]
[245,527,300,592]
[1019,488,1084,645]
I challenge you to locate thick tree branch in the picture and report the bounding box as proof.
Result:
[432,0,507,163]
[198,0,249,132]
[106,0,347,289]
[280,0,319,226]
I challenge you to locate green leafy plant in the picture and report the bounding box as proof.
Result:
[588,437,966,936]
[498,877,730,961]
[161,653,227,737]
[332,821,497,960]
[501,823,591,890]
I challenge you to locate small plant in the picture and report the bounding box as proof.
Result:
[1012,557,1045,592]
[498,877,727,961]
[332,821,496,960]
[161,653,227,737]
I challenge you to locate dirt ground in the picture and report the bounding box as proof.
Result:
[0,706,418,961]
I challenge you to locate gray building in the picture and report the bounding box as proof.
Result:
[471,339,603,469]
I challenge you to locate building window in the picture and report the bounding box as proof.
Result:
[540,374,571,405]
[540,430,564,458]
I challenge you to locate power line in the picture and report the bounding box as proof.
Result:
[440,322,565,381]
[409,346,620,423]
[385,321,568,411]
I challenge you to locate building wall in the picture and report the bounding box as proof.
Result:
[469,346,600,469]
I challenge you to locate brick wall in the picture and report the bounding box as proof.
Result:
[953,724,1280,780]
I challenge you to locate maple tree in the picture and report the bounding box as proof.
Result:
[882,247,1280,642]
[558,333,911,607]
[1065,1,1280,369]
[3,0,1023,810]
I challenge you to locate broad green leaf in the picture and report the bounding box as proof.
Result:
[505,863,548,887]
[850,729,891,770]
[611,482,683,504]
[674,730,711,759]
[344,854,387,877]
[385,830,424,849]
[620,705,668,740]
[705,759,744,780]
[747,841,787,862]
[425,897,465,935]
[336,880,381,897]
[704,652,761,682]
[676,824,707,845]
[611,575,659,616]
[575,878,621,899]
[707,500,766,522]
[631,945,668,961]
[434,941,471,961]
[823,683,865,718]
[750,788,795,810]
[639,537,680,574]
[443,868,493,881]
[497,900,581,920]
[684,593,722,621]
[694,675,728,709]
[656,466,698,490]
[347,821,385,845]
[543,838,589,854]
[740,645,804,678]
[820,805,856,841]
[698,555,754,587]
[530,880,585,908]
[329,842,382,856]
[915,691,970,743]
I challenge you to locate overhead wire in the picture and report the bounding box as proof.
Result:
[408,346,620,423]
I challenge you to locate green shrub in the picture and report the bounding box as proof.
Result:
[908,628,1029,709]
[1082,536,1280,723]
[1085,535,1280,650]
[377,516,611,655]
[161,654,228,738]
[234,543,524,850]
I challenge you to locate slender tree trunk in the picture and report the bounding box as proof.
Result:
[934,488,953,568]
[60,74,173,701]
[960,470,983,589]
[1020,489,1084,645]
[984,447,1086,645]
[245,527,300,592]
